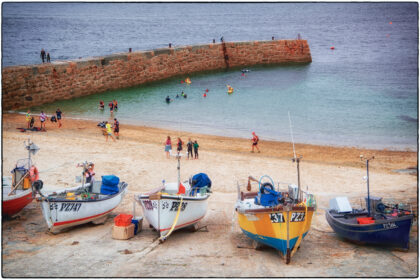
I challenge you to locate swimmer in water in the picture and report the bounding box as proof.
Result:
[165,96,171,103]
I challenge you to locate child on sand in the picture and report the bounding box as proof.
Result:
[187,138,193,159]
[104,121,116,142]
[25,110,31,128]
[193,140,199,159]
[164,136,172,158]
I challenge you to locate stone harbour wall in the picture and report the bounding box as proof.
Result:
[2,40,311,110]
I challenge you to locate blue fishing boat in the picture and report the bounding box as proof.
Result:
[326,156,414,249]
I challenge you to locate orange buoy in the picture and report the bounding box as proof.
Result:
[389,21,392,24]
[330,46,335,50]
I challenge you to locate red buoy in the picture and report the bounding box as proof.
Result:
[389,21,393,25]
[205,89,209,92]
[330,46,335,50]
[203,93,207,97]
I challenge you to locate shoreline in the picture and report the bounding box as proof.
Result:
[7,110,417,152]
[2,112,417,175]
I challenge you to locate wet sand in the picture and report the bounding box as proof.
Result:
[2,113,418,277]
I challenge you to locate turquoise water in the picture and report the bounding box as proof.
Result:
[4,3,418,150]
[28,64,417,150]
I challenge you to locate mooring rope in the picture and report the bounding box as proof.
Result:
[159,196,183,242]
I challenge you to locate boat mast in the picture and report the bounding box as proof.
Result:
[361,155,374,217]
[288,112,302,201]
[177,152,181,190]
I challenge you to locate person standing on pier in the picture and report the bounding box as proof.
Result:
[40,49,46,63]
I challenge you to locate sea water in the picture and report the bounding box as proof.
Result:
[2,3,418,150]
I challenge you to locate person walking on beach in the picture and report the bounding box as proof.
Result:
[56,108,63,128]
[177,137,183,153]
[113,118,120,139]
[104,121,116,142]
[193,140,199,159]
[46,52,51,63]
[39,111,48,131]
[164,136,172,159]
[251,132,260,153]
[40,49,46,63]
[187,138,193,159]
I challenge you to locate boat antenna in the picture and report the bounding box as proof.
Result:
[288,111,302,201]
[177,151,181,190]
[288,111,297,160]
[360,155,375,217]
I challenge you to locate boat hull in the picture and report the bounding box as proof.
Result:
[325,210,413,249]
[40,184,127,233]
[3,189,34,217]
[138,194,209,236]
[237,209,314,256]
[2,177,34,217]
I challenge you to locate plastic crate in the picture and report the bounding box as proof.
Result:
[114,214,133,227]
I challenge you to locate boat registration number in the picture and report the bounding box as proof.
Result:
[49,202,82,212]
[270,213,285,223]
[290,212,306,222]
[270,212,306,223]
[383,222,398,229]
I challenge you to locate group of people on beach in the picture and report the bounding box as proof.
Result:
[101,118,120,142]
[25,108,63,131]
[164,136,199,160]
[99,99,118,114]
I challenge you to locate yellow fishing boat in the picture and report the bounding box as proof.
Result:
[235,157,316,264]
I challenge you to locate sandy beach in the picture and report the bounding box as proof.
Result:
[2,113,418,277]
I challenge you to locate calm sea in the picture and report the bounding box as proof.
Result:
[2,3,418,150]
